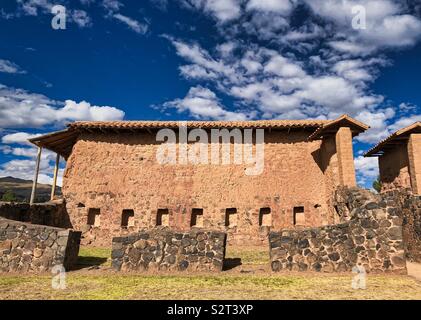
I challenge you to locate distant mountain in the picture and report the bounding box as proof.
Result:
[0,176,61,203]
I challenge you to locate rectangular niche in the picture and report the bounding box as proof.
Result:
[121,209,135,228]
[87,208,101,227]
[156,209,169,226]
[259,207,271,227]
[190,208,204,227]
[293,206,305,225]
[225,208,238,227]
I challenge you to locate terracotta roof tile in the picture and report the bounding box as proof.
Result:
[365,122,421,157]
[67,119,328,130]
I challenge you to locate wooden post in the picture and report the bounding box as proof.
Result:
[30,147,42,205]
[50,153,60,201]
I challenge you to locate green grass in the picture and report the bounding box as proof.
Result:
[1,246,421,300]
[225,246,268,265]
[1,273,421,300]
[77,247,111,268]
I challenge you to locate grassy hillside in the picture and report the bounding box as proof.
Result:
[0,176,61,203]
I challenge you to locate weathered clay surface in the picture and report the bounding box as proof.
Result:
[269,187,407,273]
[112,228,226,272]
[62,128,356,246]
[0,218,81,272]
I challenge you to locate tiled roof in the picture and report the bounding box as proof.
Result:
[308,114,369,140]
[364,122,421,157]
[29,115,368,159]
[67,119,328,130]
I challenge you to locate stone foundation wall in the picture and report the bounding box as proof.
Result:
[112,228,226,272]
[0,201,72,229]
[0,218,81,272]
[269,188,406,273]
[381,189,421,262]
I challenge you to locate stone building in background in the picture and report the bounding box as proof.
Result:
[365,122,421,195]
[29,115,368,246]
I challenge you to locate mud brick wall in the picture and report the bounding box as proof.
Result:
[112,228,227,272]
[269,188,406,273]
[0,218,81,272]
[62,128,355,247]
[0,201,72,229]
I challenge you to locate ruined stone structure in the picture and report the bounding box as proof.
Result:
[112,228,226,272]
[0,218,81,272]
[365,122,421,194]
[269,187,407,273]
[29,115,368,246]
[0,201,72,229]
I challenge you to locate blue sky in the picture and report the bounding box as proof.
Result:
[0,0,420,188]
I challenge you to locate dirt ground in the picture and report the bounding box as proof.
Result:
[1,246,421,300]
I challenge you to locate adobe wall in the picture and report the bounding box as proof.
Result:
[408,133,421,194]
[62,129,350,246]
[379,144,411,192]
[269,188,407,273]
[0,218,81,272]
[111,228,226,272]
[0,201,72,229]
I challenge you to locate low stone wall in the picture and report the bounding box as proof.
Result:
[269,188,406,273]
[112,228,227,272]
[0,201,72,229]
[0,218,81,272]
[381,189,421,262]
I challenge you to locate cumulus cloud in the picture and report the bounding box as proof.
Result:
[0,84,125,186]
[181,0,241,22]
[0,84,125,128]
[164,86,252,120]
[1,132,42,146]
[354,155,379,187]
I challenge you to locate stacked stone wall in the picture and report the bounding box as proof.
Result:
[381,189,421,262]
[112,228,226,272]
[0,201,72,229]
[0,218,81,272]
[269,188,406,273]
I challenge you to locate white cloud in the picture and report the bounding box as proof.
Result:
[113,13,148,34]
[181,0,241,22]
[71,9,92,27]
[0,84,125,128]
[246,0,293,14]
[0,158,64,186]
[264,55,306,78]
[14,0,92,28]
[0,59,25,74]
[304,0,421,54]
[164,86,252,120]
[1,132,42,146]
[354,155,379,186]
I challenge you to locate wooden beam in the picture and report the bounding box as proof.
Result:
[30,147,42,205]
[50,153,60,201]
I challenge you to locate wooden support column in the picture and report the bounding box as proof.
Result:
[50,153,60,201]
[30,146,42,205]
